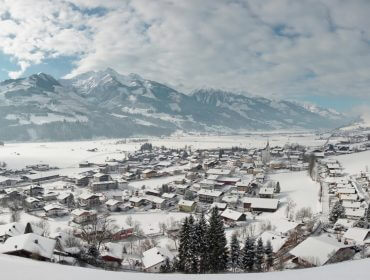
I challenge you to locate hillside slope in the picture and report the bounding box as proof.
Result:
[0,254,369,280]
[0,69,349,141]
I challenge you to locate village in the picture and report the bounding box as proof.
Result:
[0,131,369,273]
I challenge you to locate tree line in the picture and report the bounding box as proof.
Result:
[161,207,274,273]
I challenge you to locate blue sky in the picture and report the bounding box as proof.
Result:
[0,0,370,113]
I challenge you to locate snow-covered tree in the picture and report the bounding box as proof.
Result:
[177,217,190,272]
[329,201,345,223]
[194,211,209,273]
[230,232,241,272]
[186,215,198,273]
[254,238,264,272]
[241,237,255,272]
[208,207,229,273]
[264,240,274,271]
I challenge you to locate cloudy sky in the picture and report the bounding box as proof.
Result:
[0,0,369,111]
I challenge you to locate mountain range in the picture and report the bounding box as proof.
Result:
[0,68,348,141]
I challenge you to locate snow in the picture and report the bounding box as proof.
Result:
[270,171,321,214]
[289,235,351,266]
[0,233,56,260]
[111,212,190,236]
[142,247,174,269]
[0,254,369,280]
[335,150,370,175]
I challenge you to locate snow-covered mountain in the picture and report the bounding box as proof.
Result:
[0,69,349,141]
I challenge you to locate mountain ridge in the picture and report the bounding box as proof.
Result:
[0,69,349,141]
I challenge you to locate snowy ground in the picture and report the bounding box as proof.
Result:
[0,254,369,280]
[335,150,370,175]
[0,133,325,169]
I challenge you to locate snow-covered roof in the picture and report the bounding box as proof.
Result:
[105,199,122,206]
[130,196,144,203]
[162,193,176,199]
[259,187,274,195]
[220,209,244,221]
[206,169,232,176]
[289,235,352,266]
[178,199,196,207]
[25,197,40,203]
[100,242,123,261]
[260,231,288,253]
[57,192,73,200]
[0,233,56,260]
[71,209,95,217]
[334,219,356,229]
[343,227,370,245]
[142,247,174,269]
[43,204,65,212]
[0,222,26,238]
[345,208,365,218]
[242,197,279,210]
[198,189,223,197]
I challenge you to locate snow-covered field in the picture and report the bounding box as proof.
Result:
[0,254,368,280]
[0,133,324,169]
[335,150,370,175]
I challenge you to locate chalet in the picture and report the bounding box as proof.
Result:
[221,195,238,208]
[43,204,67,217]
[145,189,162,197]
[145,196,166,209]
[78,193,101,208]
[71,209,97,224]
[175,184,190,195]
[210,202,228,211]
[90,180,118,192]
[259,187,274,198]
[220,209,246,223]
[24,197,43,209]
[289,235,355,267]
[29,185,44,196]
[142,247,174,273]
[142,169,157,179]
[130,196,145,207]
[343,227,370,245]
[178,199,196,212]
[161,193,177,204]
[111,226,134,240]
[57,192,74,205]
[42,191,58,201]
[242,197,279,212]
[93,173,111,182]
[100,242,123,265]
[235,180,252,192]
[198,189,223,204]
[0,233,56,261]
[217,177,241,185]
[75,175,90,187]
[345,208,366,219]
[0,176,20,188]
[105,199,123,212]
[25,172,59,183]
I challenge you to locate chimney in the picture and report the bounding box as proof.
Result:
[34,239,38,244]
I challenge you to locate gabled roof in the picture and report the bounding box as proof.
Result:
[142,247,174,269]
[220,209,244,221]
[0,233,56,260]
[343,227,370,245]
[289,235,352,266]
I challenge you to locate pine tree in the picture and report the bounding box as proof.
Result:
[177,217,190,272]
[186,215,198,273]
[264,240,274,271]
[241,237,255,272]
[230,232,241,272]
[194,211,209,273]
[254,238,264,272]
[208,207,229,273]
[365,206,370,228]
[329,201,345,222]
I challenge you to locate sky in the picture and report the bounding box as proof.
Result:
[0,0,370,112]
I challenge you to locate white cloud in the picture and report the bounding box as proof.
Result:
[0,0,370,100]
